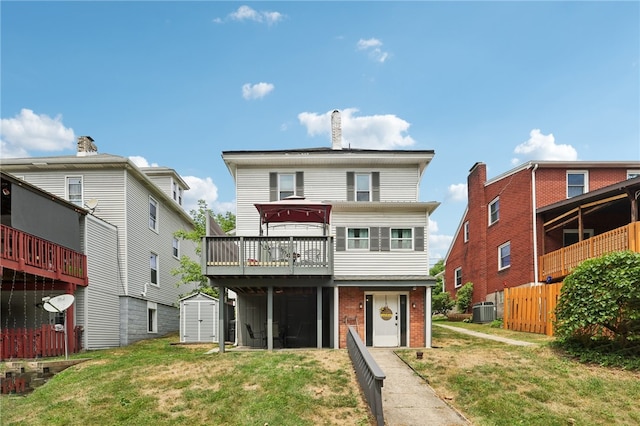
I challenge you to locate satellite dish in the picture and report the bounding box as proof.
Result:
[43,294,75,313]
[85,198,99,211]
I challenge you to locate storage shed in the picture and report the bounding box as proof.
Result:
[179,292,219,343]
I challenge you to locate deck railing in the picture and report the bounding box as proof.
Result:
[0,324,83,361]
[539,222,640,281]
[0,225,88,286]
[346,325,385,426]
[203,236,333,276]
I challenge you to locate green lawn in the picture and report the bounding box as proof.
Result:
[398,323,640,426]
[0,336,372,426]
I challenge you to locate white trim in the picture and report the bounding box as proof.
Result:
[390,227,413,250]
[172,237,180,259]
[488,197,499,226]
[463,221,469,243]
[498,241,511,271]
[355,172,372,202]
[566,170,589,198]
[347,227,370,250]
[65,175,83,207]
[147,301,158,334]
[150,252,159,286]
[278,173,295,199]
[454,267,462,288]
[149,195,159,233]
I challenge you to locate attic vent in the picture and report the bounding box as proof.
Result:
[77,136,98,156]
[331,110,342,150]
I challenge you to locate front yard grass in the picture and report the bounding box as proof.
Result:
[0,336,373,426]
[398,324,640,426]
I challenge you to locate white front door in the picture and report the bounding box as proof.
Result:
[372,294,399,347]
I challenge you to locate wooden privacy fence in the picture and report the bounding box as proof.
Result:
[0,325,83,360]
[504,283,563,336]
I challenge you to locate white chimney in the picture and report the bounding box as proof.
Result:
[77,136,98,156]
[331,110,342,150]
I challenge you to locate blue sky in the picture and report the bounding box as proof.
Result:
[2,1,639,265]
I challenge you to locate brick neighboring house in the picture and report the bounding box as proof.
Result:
[444,161,640,317]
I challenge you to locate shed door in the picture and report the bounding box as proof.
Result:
[372,294,399,347]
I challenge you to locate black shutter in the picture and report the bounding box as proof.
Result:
[370,227,379,251]
[346,172,354,201]
[296,171,304,197]
[414,226,424,251]
[336,227,346,251]
[372,172,380,201]
[269,172,277,201]
[380,227,390,251]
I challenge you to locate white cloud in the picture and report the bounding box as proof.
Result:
[217,5,284,25]
[356,38,389,63]
[182,175,237,215]
[242,82,275,100]
[512,129,578,164]
[298,108,415,149]
[428,218,453,264]
[446,183,467,202]
[128,156,159,168]
[0,108,75,158]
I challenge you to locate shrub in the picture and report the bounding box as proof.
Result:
[432,290,455,315]
[456,282,474,313]
[555,251,640,350]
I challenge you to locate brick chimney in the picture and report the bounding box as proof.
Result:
[331,110,342,150]
[77,136,98,156]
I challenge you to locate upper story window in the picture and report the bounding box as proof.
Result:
[627,170,640,179]
[347,228,369,250]
[454,267,462,288]
[279,173,295,199]
[463,221,469,242]
[172,237,180,258]
[567,171,588,198]
[347,172,380,202]
[269,172,304,201]
[66,176,83,206]
[149,196,159,232]
[150,252,158,285]
[390,228,413,249]
[172,181,184,206]
[488,197,499,225]
[498,241,511,270]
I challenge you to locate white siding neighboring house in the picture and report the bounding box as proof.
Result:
[0,137,200,347]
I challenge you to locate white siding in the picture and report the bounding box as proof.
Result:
[126,174,198,308]
[235,165,420,234]
[332,211,429,276]
[83,215,121,349]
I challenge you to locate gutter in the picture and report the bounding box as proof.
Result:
[531,163,539,283]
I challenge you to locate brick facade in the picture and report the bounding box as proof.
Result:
[445,161,639,310]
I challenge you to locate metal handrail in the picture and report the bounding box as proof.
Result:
[346,325,385,426]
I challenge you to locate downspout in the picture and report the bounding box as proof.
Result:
[531,163,539,283]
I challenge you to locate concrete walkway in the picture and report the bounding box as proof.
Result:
[370,348,470,426]
[369,325,536,425]
[434,324,536,346]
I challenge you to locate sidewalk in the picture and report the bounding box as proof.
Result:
[434,324,536,346]
[369,348,470,426]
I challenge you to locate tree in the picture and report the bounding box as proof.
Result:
[171,200,236,298]
[455,282,474,313]
[554,250,640,348]
[430,260,454,314]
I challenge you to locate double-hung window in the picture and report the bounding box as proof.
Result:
[498,241,511,270]
[390,228,413,249]
[150,252,158,286]
[454,267,462,288]
[347,228,369,249]
[149,196,158,232]
[567,171,588,198]
[66,176,83,206]
[488,197,499,225]
[279,173,295,199]
[172,237,180,258]
[627,170,640,179]
[355,174,371,201]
